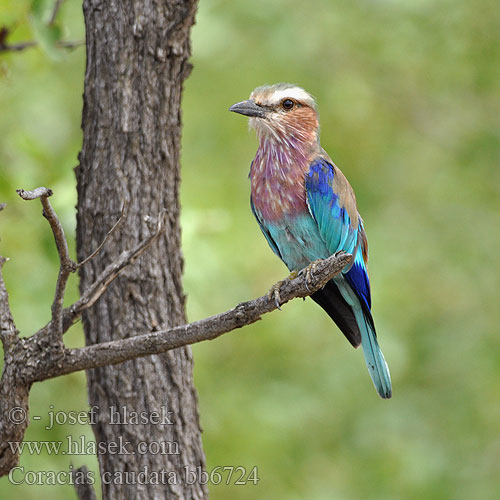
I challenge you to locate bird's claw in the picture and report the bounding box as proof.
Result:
[300,259,323,292]
[268,283,283,310]
[267,270,299,310]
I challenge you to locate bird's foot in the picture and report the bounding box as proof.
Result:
[267,270,299,310]
[299,259,323,291]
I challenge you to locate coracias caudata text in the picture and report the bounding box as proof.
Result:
[229,83,392,399]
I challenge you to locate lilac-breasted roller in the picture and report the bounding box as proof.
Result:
[229,83,392,398]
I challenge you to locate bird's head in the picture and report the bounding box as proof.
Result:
[229,83,320,147]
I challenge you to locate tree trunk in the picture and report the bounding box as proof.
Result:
[75,1,206,499]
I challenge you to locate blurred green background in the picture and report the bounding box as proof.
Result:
[1,0,499,498]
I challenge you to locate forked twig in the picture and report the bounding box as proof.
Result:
[76,202,128,269]
[17,188,75,341]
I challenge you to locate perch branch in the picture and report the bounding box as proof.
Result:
[0,187,351,476]
[33,251,352,382]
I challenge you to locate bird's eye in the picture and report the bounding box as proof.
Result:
[282,99,294,111]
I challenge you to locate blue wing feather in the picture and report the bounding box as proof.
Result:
[306,158,371,311]
[345,244,371,311]
[305,159,357,256]
[305,157,391,398]
[305,158,358,259]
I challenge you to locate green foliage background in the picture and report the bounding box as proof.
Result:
[1,0,499,498]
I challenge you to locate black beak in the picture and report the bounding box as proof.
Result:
[229,99,267,118]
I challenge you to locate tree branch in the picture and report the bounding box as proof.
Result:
[76,203,127,269]
[15,187,53,200]
[0,2,81,55]
[32,251,352,382]
[0,187,352,476]
[62,214,165,327]
[17,188,75,342]
[0,39,83,53]
[0,190,167,476]
[49,0,66,26]
[33,210,166,339]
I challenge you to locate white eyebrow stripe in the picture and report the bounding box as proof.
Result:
[267,87,315,106]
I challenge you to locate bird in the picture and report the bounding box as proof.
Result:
[229,83,392,399]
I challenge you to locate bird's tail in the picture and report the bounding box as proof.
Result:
[355,307,392,399]
[336,279,392,399]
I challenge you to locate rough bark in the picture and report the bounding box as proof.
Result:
[75,1,206,498]
[0,257,29,476]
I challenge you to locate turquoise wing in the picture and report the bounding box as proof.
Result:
[305,157,392,398]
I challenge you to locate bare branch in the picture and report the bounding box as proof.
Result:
[61,213,166,332]
[1,183,351,476]
[16,187,53,200]
[0,197,164,476]
[0,39,83,53]
[0,4,80,55]
[49,0,66,26]
[33,252,352,382]
[76,202,128,269]
[0,40,37,52]
[32,212,166,339]
[17,187,76,341]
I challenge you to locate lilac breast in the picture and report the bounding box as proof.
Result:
[250,151,309,222]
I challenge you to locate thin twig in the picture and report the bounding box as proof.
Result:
[0,39,84,53]
[17,187,76,341]
[33,212,167,338]
[0,40,37,52]
[0,2,78,55]
[76,202,128,269]
[62,212,166,331]
[49,0,66,26]
[32,252,352,382]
